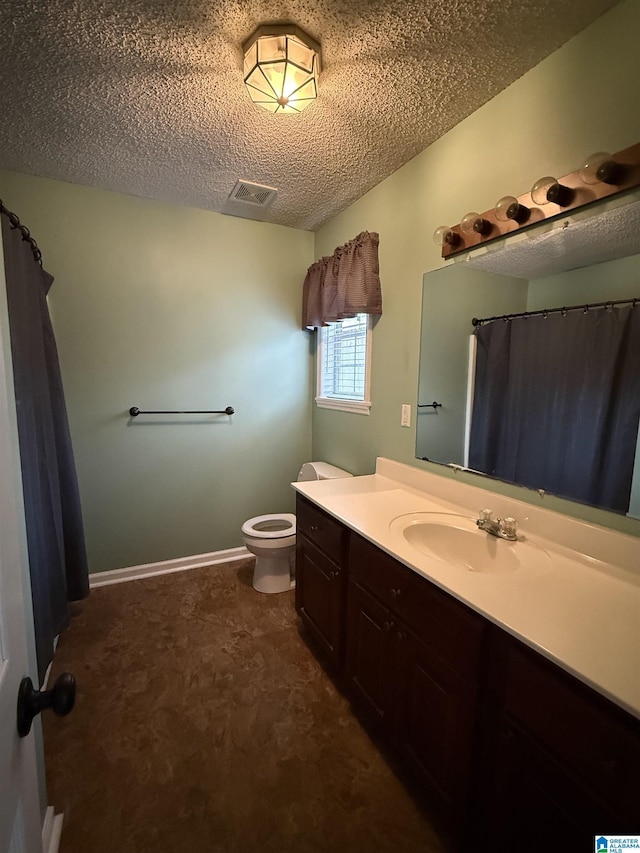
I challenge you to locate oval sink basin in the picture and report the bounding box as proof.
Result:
[389,512,550,575]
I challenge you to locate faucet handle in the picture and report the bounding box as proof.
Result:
[500,516,518,538]
[479,508,493,522]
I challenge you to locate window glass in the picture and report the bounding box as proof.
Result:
[316,314,371,414]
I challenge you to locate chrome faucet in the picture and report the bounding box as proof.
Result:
[476,509,518,541]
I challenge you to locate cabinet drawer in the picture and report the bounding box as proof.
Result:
[349,533,485,681]
[296,496,348,564]
[502,641,640,820]
[349,531,407,607]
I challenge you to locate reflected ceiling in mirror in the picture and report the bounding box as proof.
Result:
[464,195,640,278]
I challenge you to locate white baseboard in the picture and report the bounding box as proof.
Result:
[89,546,252,588]
[42,807,63,853]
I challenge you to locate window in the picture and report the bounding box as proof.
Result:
[316,313,371,414]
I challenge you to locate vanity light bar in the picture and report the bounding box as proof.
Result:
[440,141,640,259]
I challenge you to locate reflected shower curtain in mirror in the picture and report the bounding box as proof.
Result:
[469,304,640,512]
[2,209,89,683]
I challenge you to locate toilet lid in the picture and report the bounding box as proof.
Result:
[242,513,296,538]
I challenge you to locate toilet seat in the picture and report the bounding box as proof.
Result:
[241,513,296,539]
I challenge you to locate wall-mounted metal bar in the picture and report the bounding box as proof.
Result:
[129,406,234,417]
[472,296,638,327]
[418,401,442,410]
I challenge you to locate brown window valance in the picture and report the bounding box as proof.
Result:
[302,231,382,329]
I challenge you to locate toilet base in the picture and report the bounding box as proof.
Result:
[252,553,294,594]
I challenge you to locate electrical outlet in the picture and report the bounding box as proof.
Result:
[401,404,411,427]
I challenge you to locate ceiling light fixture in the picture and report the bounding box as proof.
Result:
[242,24,321,114]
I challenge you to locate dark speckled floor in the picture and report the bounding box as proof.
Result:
[44,560,448,853]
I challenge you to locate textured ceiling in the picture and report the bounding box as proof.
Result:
[0,0,618,231]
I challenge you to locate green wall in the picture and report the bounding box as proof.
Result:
[528,252,640,309]
[313,0,640,535]
[0,173,314,572]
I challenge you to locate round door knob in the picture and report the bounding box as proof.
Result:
[17,672,76,738]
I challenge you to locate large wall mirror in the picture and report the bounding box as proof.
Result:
[416,197,640,521]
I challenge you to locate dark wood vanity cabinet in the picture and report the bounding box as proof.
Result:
[346,532,485,826]
[295,495,640,846]
[295,496,348,668]
[472,630,640,850]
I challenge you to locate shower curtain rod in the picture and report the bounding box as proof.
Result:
[472,295,639,327]
[0,199,43,266]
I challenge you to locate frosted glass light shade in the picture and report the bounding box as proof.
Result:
[243,25,321,114]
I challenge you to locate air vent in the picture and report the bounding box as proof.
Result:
[228,180,277,209]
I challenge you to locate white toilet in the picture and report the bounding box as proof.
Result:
[242,461,352,594]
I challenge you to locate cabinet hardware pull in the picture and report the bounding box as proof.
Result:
[397,631,407,642]
[390,587,402,597]
[310,524,318,533]
[384,620,395,632]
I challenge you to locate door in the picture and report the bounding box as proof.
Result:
[0,242,43,853]
[345,580,396,733]
[395,627,478,826]
[295,535,345,667]
[482,720,617,852]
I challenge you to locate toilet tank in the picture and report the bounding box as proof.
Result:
[297,461,353,482]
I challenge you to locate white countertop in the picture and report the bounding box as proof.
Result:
[293,458,640,719]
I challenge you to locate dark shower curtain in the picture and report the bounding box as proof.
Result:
[469,304,640,513]
[2,207,89,684]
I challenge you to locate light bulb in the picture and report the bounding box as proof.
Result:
[580,152,624,185]
[460,212,491,236]
[432,225,459,247]
[494,195,529,224]
[531,176,573,207]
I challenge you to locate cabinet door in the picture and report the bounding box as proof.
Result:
[395,628,478,825]
[482,720,619,852]
[295,535,345,667]
[345,580,397,733]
